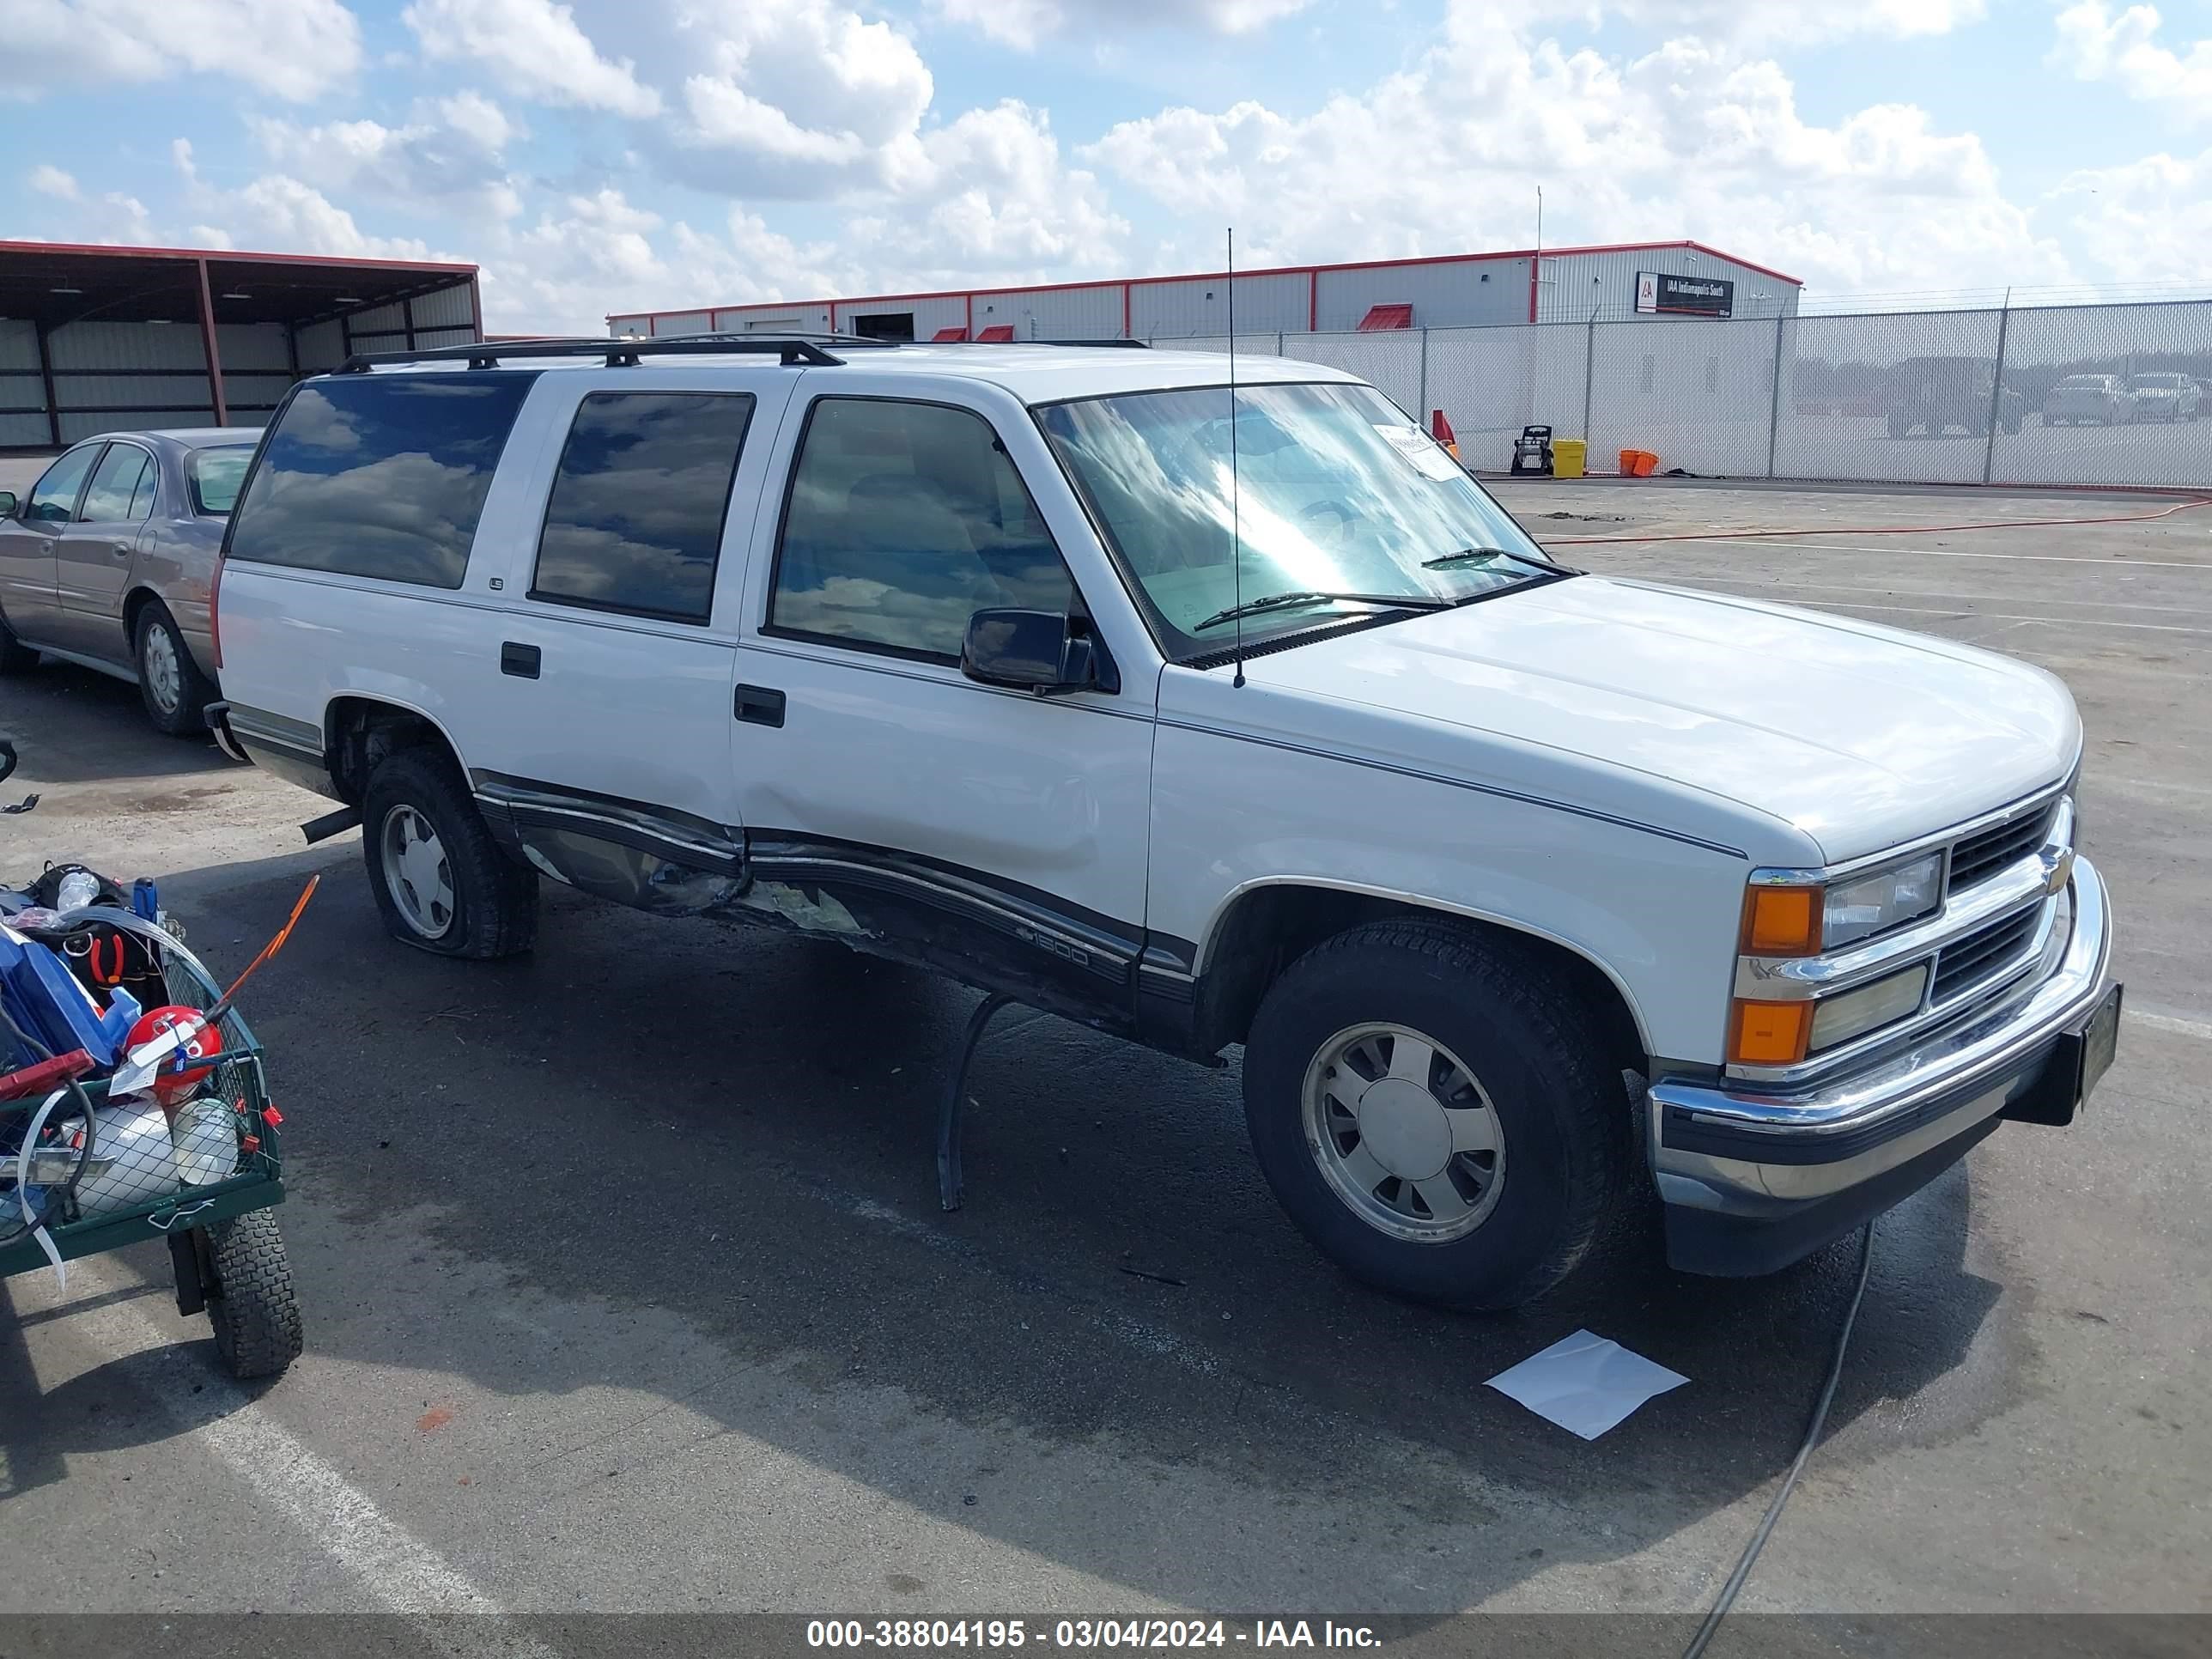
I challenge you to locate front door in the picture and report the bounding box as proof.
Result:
[0,441,103,647]
[732,389,1154,1019]
[51,438,157,660]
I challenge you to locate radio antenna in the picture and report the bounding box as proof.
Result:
[1227,226,1245,689]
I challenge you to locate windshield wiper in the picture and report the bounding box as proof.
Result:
[1420,545,1544,570]
[1192,589,1455,632]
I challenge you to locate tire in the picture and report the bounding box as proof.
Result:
[134,602,216,736]
[1243,920,1631,1311]
[204,1212,303,1380]
[0,606,39,674]
[362,746,538,958]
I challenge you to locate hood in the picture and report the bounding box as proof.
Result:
[1234,575,2080,865]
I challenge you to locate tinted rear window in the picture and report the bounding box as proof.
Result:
[531,391,755,623]
[226,373,535,587]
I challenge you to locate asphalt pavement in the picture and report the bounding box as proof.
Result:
[2,471,2207,1649]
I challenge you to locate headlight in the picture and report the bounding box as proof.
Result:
[1808,963,1929,1051]
[1821,853,1942,949]
[1743,853,1942,957]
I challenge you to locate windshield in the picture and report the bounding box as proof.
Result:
[190,445,254,515]
[2132,374,2185,390]
[1037,380,1558,659]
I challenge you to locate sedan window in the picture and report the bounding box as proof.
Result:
[82,444,154,522]
[25,444,100,524]
[188,446,253,515]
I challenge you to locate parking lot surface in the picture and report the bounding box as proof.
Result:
[3,471,2208,1638]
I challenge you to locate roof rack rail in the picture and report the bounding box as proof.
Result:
[336,334,853,373]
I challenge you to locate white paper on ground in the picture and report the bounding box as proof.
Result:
[1485,1328,1689,1439]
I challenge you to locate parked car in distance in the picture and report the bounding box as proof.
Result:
[0,428,258,733]
[2126,372,2201,422]
[2041,374,2136,427]
[208,338,2120,1311]
[1883,356,2022,438]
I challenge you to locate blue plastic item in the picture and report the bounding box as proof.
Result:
[131,878,159,922]
[0,928,128,1067]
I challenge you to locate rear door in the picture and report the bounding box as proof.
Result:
[51,437,157,660]
[470,376,794,910]
[0,441,103,646]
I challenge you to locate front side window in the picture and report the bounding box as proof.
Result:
[82,444,154,522]
[770,398,1076,660]
[26,445,100,524]
[1037,380,1558,662]
[189,446,253,515]
[531,391,754,624]
[226,372,536,588]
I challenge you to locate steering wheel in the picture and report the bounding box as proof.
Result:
[1300,499,1361,544]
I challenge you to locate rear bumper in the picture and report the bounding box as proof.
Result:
[1651,856,2114,1275]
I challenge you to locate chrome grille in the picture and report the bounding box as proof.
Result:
[1948,800,2057,890]
[1930,906,2040,1003]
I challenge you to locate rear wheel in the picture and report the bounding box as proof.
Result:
[362,747,538,958]
[1243,920,1630,1311]
[134,603,216,736]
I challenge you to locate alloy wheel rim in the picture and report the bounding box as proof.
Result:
[380,805,456,939]
[1300,1022,1506,1243]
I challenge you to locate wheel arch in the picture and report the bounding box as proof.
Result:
[323,694,471,807]
[1189,879,1653,1078]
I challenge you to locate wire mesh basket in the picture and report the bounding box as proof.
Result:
[1,945,282,1274]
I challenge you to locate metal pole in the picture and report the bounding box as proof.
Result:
[1982,290,2012,486]
[1581,316,1596,441]
[1765,314,1786,479]
[194,258,228,427]
[33,320,60,448]
[1419,326,1430,423]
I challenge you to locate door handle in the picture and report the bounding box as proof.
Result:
[112,544,131,557]
[500,641,541,679]
[734,684,785,727]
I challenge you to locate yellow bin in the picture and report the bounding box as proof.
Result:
[1553,437,1587,478]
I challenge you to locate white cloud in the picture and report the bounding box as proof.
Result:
[247,95,525,220]
[28,164,80,200]
[173,140,438,261]
[5,0,362,100]
[928,0,1316,51]
[1085,5,2069,298]
[2051,147,2212,283]
[2052,2,2212,119]
[401,0,661,117]
[1600,0,1986,43]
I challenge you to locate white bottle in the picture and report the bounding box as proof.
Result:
[169,1096,239,1187]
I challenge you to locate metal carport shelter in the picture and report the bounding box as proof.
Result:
[0,241,481,450]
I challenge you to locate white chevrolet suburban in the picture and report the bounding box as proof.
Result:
[204,335,2121,1310]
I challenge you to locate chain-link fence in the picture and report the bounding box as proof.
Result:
[1154,300,2212,489]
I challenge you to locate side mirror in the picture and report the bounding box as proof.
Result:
[960,608,1118,696]
[0,491,16,518]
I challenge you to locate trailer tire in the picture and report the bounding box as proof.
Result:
[362,747,538,958]
[205,1212,303,1380]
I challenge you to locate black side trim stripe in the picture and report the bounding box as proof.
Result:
[1155,718,1747,859]
[471,775,745,872]
[225,702,325,757]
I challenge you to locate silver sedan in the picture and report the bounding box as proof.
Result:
[0,428,258,735]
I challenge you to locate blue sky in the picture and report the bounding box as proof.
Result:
[7,0,2210,331]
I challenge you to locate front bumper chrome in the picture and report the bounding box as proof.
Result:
[1650,856,2112,1261]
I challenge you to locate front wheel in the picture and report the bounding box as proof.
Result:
[362,747,538,957]
[135,603,216,736]
[1243,921,1629,1311]
[0,607,39,674]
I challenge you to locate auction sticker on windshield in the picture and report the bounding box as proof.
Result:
[1372,423,1463,482]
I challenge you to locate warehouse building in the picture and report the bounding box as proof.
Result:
[0,241,482,450]
[609,240,1800,342]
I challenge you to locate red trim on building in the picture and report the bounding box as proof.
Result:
[1356,303,1413,331]
[608,240,1803,329]
[932,326,969,342]
[966,293,974,337]
[1528,258,1539,324]
[1122,282,1132,338]
[1309,270,1319,331]
[975,325,1016,343]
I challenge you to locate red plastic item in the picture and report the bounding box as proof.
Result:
[124,1005,223,1108]
[1619,448,1658,477]
[261,1105,283,1127]
[0,1048,96,1102]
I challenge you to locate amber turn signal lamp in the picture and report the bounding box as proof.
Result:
[1730,999,1812,1066]
[1743,884,1821,956]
